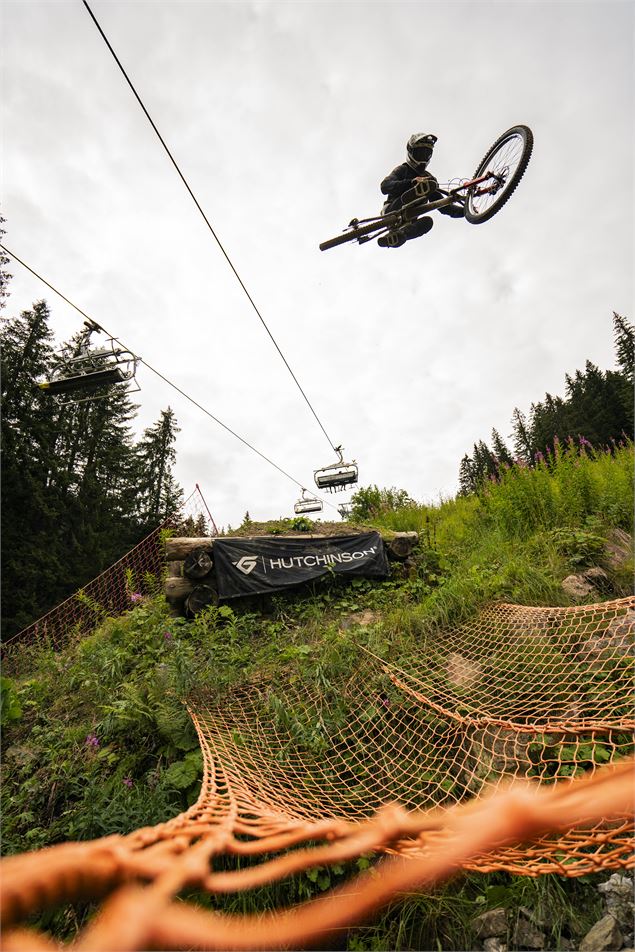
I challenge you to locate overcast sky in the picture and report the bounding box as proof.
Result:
[2,0,632,530]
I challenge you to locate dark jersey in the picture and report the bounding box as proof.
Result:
[380,162,418,201]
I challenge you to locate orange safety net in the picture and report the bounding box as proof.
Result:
[1,486,215,666]
[1,598,633,950]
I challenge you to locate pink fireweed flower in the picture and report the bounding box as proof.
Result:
[85,733,100,748]
[163,630,173,641]
[129,593,143,603]
[122,777,133,788]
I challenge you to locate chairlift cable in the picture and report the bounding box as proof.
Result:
[81,0,338,455]
[0,242,342,513]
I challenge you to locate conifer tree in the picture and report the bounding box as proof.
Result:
[490,428,513,466]
[0,215,11,310]
[135,407,184,528]
[458,454,476,495]
[613,312,634,383]
[612,312,634,432]
[511,407,533,461]
[1,302,62,636]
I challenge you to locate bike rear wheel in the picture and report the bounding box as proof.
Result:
[465,125,533,224]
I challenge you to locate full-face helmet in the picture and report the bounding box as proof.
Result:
[407,133,437,168]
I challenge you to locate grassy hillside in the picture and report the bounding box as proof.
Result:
[1,441,632,947]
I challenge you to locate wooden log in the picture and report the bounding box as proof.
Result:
[185,584,219,618]
[386,532,418,561]
[165,537,214,560]
[167,561,182,578]
[165,531,419,561]
[164,577,194,600]
[183,547,214,580]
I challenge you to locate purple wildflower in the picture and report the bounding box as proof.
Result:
[130,592,143,603]
[122,777,133,789]
[579,435,591,447]
[534,451,544,463]
[163,630,173,641]
[85,733,100,748]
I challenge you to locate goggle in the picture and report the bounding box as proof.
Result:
[412,145,433,159]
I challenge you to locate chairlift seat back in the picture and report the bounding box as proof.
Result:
[39,366,128,396]
[294,497,323,514]
[314,462,358,492]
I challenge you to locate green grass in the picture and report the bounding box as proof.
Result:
[1,442,632,946]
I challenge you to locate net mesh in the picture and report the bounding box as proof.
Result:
[1,486,215,665]
[1,598,633,950]
[189,598,634,875]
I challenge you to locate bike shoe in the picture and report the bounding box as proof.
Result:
[405,216,434,237]
[378,230,407,248]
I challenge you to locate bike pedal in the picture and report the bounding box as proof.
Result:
[414,179,433,198]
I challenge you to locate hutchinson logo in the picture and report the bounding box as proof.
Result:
[234,555,258,575]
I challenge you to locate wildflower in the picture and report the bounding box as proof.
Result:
[163,630,173,641]
[579,435,592,447]
[85,733,100,748]
[122,777,133,789]
[534,451,545,463]
[130,592,143,603]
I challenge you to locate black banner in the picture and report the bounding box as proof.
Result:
[213,532,389,599]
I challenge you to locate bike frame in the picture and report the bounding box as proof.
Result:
[320,171,502,250]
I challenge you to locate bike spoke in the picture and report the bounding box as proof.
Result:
[468,132,527,217]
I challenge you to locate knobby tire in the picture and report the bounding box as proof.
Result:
[465,125,533,224]
[319,217,394,251]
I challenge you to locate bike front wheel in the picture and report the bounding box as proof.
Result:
[319,215,394,251]
[465,125,533,224]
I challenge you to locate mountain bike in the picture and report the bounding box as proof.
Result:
[319,124,533,251]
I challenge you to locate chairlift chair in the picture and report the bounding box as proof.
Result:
[38,320,141,405]
[338,502,353,520]
[314,446,358,493]
[293,490,323,515]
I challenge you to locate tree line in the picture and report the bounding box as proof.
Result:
[1,236,183,640]
[458,313,634,494]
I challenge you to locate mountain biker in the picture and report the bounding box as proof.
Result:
[378,133,464,247]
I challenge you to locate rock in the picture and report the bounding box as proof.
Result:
[513,913,545,949]
[519,905,553,931]
[339,610,378,631]
[472,907,508,939]
[581,613,635,669]
[580,566,612,593]
[464,729,532,794]
[483,939,508,952]
[4,745,36,767]
[597,872,633,899]
[562,574,596,598]
[597,873,634,931]
[446,652,483,690]
[579,915,623,951]
[602,528,633,569]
